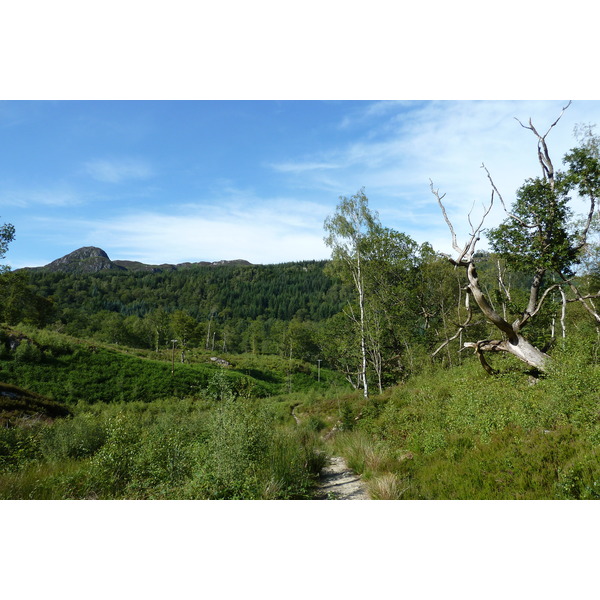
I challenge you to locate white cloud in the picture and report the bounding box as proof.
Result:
[30,200,332,266]
[338,100,413,130]
[84,158,153,183]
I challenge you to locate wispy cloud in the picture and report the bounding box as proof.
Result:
[0,187,81,208]
[84,158,153,183]
[338,100,414,130]
[268,100,600,252]
[270,161,341,173]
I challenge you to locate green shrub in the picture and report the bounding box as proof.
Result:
[0,425,42,472]
[90,414,142,497]
[40,413,107,460]
[126,423,200,497]
[190,399,274,499]
[206,368,235,402]
[14,341,43,363]
[181,398,325,499]
[556,453,600,499]
[304,415,327,432]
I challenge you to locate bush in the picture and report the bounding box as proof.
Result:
[126,422,201,497]
[90,414,142,497]
[0,425,42,472]
[183,398,325,499]
[190,399,274,498]
[40,413,107,460]
[14,341,43,363]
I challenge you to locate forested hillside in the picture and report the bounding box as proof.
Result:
[26,259,345,322]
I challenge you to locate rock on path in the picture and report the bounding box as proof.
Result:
[315,455,370,500]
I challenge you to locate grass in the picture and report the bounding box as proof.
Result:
[319,341,600,500]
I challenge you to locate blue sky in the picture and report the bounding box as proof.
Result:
[2,99,600,269]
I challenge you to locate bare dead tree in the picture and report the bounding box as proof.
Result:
[429,103,590,373]
[431,180,553,370]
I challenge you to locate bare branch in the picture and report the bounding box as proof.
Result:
[566,291,600,302]
[514,101,571,184]
[463,339,505,374]
[431,293,473,357]
[573,194,597,253]
[432,176,494,268]
[497,259,512,303]
[544,100,572,137]
[466,262,515,337]
[466,199,476,233]
[560,272,600,324]
[468,177,495,239]
[519,282,564,327]
[475,342,498,375]
[430,180,464,256]
[482,163,536,228]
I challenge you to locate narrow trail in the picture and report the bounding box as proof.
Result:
[314,455,370,500]
[291,404,370,499]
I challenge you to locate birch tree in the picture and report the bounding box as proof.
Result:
[324,189,376,397]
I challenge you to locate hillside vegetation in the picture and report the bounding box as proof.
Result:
[2,322,599,499]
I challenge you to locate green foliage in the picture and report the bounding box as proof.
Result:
[14,340,43,363]
[0,217,15,274]
[0,329,276,404]
[206,368,235,402]
[187,398,325,499]
[487,178,578,275]
[0,271,55,326]
[304,415,327,432]
[89,413,142,496]
[89,410,203,498]
[0,388,327,499]
[0,425,42,472]
[25,260,350,353]
[324,189,431,391]
[563,127,600,200]
[39,413,107,460]
[191,398,276,498]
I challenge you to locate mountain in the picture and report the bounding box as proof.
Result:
[26,247,252,274]
[42,247,124,273]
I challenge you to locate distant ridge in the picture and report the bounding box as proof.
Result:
[24,247,253,274]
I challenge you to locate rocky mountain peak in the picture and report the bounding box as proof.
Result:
[43,246,124,274]
[32,247,252,274]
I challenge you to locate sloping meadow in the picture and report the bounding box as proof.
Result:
[336,339,600,499]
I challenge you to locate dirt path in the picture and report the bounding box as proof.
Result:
[314,455,370,500]
[291,406,369,499]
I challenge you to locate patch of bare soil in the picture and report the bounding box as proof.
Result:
[314,455,370,500]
